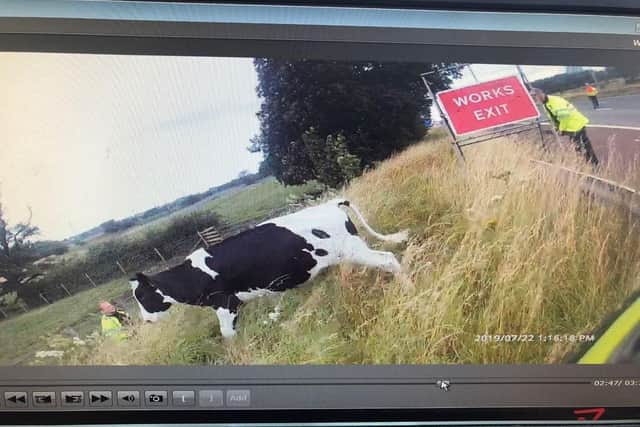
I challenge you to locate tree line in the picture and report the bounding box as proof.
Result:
[250,59,461,187]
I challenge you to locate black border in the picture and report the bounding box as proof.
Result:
[1,407,640,425]
[1,36,639,68]
[125,0,640,16]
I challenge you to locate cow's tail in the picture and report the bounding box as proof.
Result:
[337,199,409,244]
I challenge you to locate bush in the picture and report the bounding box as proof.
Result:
[0,292,20,309]
[302,128,361,188]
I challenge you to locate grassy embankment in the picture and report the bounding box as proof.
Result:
[65,132,640,365]
[4,132,640,365]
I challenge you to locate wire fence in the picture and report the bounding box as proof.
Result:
[0,203,303,321]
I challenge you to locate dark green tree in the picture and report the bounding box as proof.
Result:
[251,59,461,185]
[0,203,42,298]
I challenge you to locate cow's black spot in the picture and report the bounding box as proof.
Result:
[345,217,358,235]
[312,229,331,239]
[314,249,328,256]
[137,224,318,311]
[205,223,317,294]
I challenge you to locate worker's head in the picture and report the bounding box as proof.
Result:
[529,87,547,103]
[99,301,116,315]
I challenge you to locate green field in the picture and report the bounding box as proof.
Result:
[198,177,321,224]
[0,278,129,365]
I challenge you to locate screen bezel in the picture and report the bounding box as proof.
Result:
[1,0,640,423]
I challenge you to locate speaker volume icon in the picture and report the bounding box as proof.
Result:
[118,391,141,406]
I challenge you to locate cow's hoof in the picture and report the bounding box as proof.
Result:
[220,330,237,339]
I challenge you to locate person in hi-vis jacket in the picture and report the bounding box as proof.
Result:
[99,301,130,341]
[531,88,599,167]
[585,83,600,109]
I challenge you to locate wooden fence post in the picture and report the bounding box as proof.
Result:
[59,283,72,297]
[85,273,97,287]
[39,293,51,305]
[115,261,127,275]
[153,247,166,263]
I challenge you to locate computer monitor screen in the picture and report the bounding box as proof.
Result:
[1,53,638,366]
[0,1,639,423]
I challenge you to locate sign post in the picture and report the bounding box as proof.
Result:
[420,72,465,163]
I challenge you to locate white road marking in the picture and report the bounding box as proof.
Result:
[540,123,640,132]
[588,124,640,131]
[594,107,613,111]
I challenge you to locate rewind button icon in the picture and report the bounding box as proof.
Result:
[4,392,28,408]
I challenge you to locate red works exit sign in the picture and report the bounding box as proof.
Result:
[436,75,540,136]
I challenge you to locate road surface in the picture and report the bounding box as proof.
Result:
[544,94,640,180]
[573,94,640,128]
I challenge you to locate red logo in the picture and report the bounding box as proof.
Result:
[436,75,539,136]
[574,407,606,421]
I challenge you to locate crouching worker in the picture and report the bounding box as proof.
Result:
[531,87,599,167]
[99,301,130,342]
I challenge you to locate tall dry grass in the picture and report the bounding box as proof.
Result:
[74,133,640,365]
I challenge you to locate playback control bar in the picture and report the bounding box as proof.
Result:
[1,379,639,412]
[1,386,640,424]
[1,389,250,410]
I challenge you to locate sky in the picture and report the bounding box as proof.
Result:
[1,53,262,240]
[0,54,593,241]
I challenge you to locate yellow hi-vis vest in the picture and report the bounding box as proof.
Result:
[578,296,640,364]
[101,314,127,341]
[543,95,589,133]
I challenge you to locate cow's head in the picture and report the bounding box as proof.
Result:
[129,274,172,322]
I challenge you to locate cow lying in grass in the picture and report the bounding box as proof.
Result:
[130,199,408,338]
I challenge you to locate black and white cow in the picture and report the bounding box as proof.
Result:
[130,198,407,338]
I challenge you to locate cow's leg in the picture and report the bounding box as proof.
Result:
[340,236,402,274]
[213,294,243,339]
